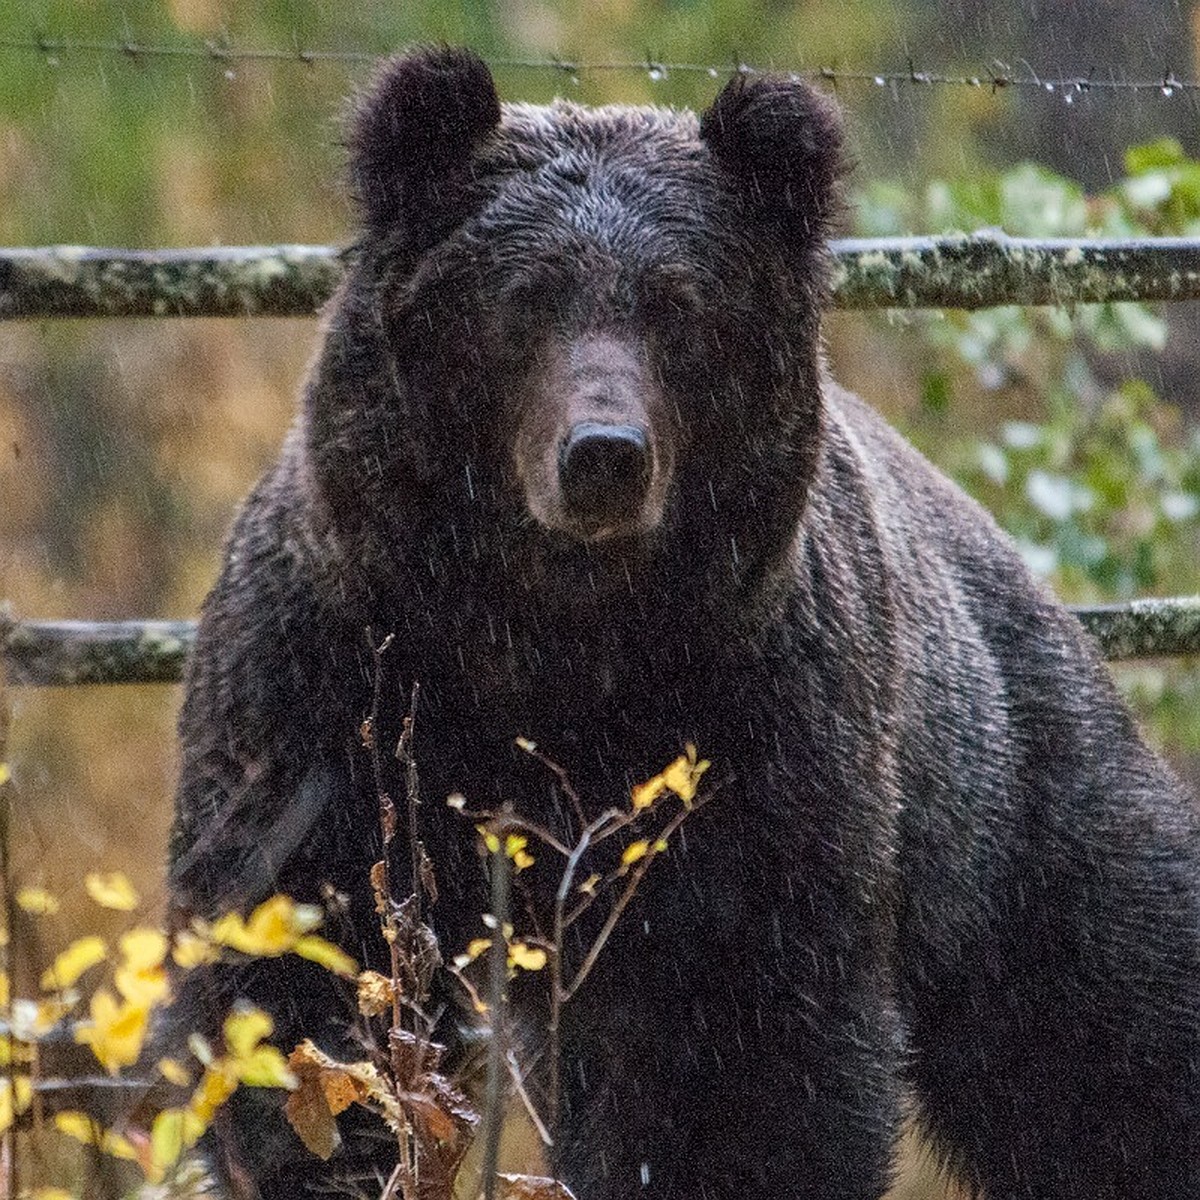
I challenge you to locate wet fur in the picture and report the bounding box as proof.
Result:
[170,48,1200,1200]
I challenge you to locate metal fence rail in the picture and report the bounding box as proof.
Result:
[7,234,1200,319]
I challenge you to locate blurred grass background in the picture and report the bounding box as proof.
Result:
[2,4,1199,1195]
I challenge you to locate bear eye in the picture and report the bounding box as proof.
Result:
[639,265,706,321]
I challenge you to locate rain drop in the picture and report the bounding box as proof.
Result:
[1162,85,1176,97]
[648,66,664,82]
[224,68,236,81]
[874,75,886,86]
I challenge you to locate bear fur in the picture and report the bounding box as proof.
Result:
[169,46,1200,1200]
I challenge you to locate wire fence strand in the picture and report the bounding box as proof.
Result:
[2,35,1200,99]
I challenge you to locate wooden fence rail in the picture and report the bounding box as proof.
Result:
[7,234,1200,319]
[2,600,1198,687]
[3,233,1199,680]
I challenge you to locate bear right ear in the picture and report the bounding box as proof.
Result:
[347,46,501,235]
[700,73,844,238]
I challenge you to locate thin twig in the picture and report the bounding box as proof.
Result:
[565,795,709,1001]
[482,822,514,1200]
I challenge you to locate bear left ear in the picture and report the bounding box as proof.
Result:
[348,46,501,234]
[700,73,844,237]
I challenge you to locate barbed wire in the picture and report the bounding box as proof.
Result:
[0,33,1197,98]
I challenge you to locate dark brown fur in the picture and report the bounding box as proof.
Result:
[169,47,1200,1200]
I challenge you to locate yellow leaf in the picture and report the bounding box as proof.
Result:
[578,874,600,896]
[0,1076,32,1134]
[75,990,150,1074]
[630,775,666,811]
[157,1057,192,1087]
[621,840,650,867]
[151,1106,207,1176]
[54,1111,98,1144]
[40,935,108,991]
[481,831,501,854]
[453,937,492,969]
[356,970,395,1017]
[119,928,167,972]
[30,1189,76,1200]
[235,1045,298,1090]
[211,895,322,957]
[188,1065,238,1122]
[661,746,710,804]
[85,871,140,912]
[0,969,9,1007]
[101,1129,139,1162]
[16,886,59,915]
[0,763,10,786]
[172,929,218,969]
[505,835,535,871]
[115,961,170,1008]
[52,1110,136,1159]
[293,935,357,978]
[223,1006,273,1059]
[150,1109,187,1179]
[507,943,547,972]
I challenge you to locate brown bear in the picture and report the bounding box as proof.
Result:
[168,46,1200,1200]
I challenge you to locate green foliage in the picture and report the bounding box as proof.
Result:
[854,143,1200,753]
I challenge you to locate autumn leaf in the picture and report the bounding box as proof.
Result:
[0,1076,32,1133]
[157,1057,192,1087]
[490,1174,579,1200]
[620,840,650,867]
[115,929,170,1006]
[172,928,219,969]
[53,1111,138,1162]
[149,1107,207,1181]
[356,970,395,1017]
[507,943,547,972]
[75,989,151,1074]
[631,745,710,810]
[293,935,357,978]
[16,886,59,915]
[85,871,140,911]
[40,935,107,991]
[210,895,322,956]
[284,1040,395,1159]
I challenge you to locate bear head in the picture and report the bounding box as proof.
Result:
[305,47,844,626]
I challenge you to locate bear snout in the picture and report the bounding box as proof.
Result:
[515,333,673,543]
[557,420,652,524]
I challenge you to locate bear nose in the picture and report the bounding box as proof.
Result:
[558,421,652,521]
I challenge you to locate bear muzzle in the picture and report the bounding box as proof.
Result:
[558,420,652,525]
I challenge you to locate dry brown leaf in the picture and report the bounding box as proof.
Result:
[489,1175,578,1200]
[357,969,395,1017]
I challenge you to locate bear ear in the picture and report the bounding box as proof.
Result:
[699,74,844,237]
[347,46,501,234]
